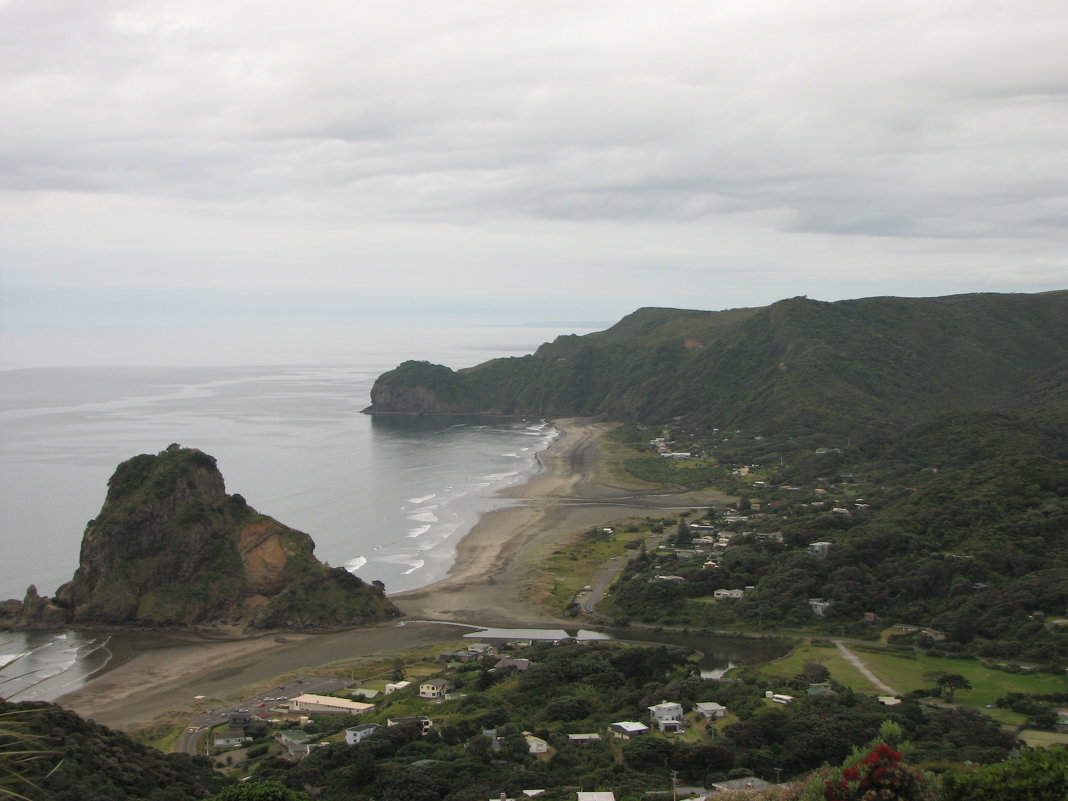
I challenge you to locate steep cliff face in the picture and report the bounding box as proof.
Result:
[5,445,399,630]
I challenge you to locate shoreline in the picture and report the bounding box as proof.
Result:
[53,418,732,731]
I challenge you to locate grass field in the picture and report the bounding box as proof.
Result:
[758,643,874,690]
[1018,729,1068,748]
[757,642,1068,716]
[856,651,1068,709]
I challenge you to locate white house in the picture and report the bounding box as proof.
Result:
[714,588,745,600]
[647,701,684,724]
[524,733,549,754]
[345,723,380,745]
[808,541,832,557]
[384,680,411,694]
[808,598,833,617]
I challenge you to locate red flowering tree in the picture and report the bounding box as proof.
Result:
[823,744,934,801]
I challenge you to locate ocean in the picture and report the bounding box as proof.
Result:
[0,324,590,700]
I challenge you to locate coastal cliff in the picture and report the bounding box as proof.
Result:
[1,445,399,630]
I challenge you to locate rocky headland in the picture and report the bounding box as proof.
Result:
[0,444,399,631]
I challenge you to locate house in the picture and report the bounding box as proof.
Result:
[767,693,795,705]
[808,541,832,557]
[609,721,649,740]
[384,680,411,694]
[714,588,744,600]
[466,642,497,655]
[648,701,685,733]
[277,730,314,760]
[525,733,549,754]
[290,694,374,715]
[387,716,433,734]
[654,575,686,583]
[577,794,617,801]
[808,598,832,617]
[344,723,380,745]
[419,678,450,699]
[695,702,727,720]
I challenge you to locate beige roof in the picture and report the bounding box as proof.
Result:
[291,694,374,712]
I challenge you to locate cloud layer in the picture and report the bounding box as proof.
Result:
[1,0,1065,358]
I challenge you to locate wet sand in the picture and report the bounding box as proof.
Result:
[57,418,731,731]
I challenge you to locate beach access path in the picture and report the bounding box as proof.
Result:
[58,418,731,732]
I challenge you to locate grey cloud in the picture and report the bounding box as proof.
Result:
[0,0,1065,328]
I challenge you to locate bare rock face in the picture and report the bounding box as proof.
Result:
[9,445,399,630]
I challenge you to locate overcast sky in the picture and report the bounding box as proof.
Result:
[1,0,1065,366]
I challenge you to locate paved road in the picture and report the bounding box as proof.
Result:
[175,674,348,755]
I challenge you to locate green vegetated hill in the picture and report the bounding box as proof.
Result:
[604,453,1068,661]
[1,445,399,630]
[0,700,228,801]
[366,291,1068,436]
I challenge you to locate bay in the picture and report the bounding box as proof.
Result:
[0,324,587,604]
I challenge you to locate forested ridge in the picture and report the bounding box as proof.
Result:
[366,291,1068,437]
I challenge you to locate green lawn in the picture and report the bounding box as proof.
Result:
[850,651,1068,709]
[759,643,872,690]
[1018,729,1068,748]
[759,644,1068,715]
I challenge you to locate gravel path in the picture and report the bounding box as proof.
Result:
[835,640,900,695]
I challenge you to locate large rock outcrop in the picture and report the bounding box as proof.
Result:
[2,445,399,630]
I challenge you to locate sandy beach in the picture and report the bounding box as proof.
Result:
[56,418,731,731]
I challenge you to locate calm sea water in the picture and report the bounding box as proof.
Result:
[0,326,590,602]
[0,324,589,700]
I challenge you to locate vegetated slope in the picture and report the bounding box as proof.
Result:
[365,291,1068,436]
[0,700,228,801]
[2,445,399,630]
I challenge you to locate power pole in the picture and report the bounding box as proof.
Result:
[670,769,678,801]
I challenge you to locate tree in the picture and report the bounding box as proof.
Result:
[212,782,310,801]
[926,672,972,703]
[940,746,1068,801]
[822,744,934,801]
